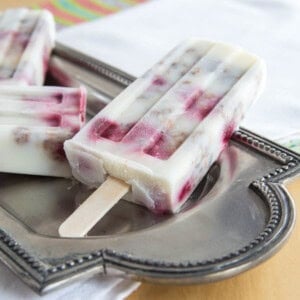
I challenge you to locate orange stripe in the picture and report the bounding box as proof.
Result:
[75,0,116,15]
[42,2,86,23]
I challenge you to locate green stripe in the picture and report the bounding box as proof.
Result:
[55,0,103,20]
[69,0,108,17]
[282,140,300,154]
[71,0,113,17]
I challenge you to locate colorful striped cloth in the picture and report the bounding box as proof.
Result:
[33,0,147,26]
[285,140,300,154]
[278,133,300,154]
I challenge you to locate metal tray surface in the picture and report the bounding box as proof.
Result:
[0,44,299,294]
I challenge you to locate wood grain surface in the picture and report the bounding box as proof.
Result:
[0,1,299,299]
[129,179,300,300]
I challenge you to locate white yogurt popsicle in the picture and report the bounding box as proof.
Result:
[61,39,266,236]
[0,8,55,85]
[0,85,86,177]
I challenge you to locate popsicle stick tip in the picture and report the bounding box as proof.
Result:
[58,176,130,238]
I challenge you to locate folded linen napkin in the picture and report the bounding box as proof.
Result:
[0,262,139,300]
[57,0,300,145]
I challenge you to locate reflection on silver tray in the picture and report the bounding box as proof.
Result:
[0,44,299,294]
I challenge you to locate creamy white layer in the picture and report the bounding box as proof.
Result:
[0,8,55,85]
[65,39,266,213]
[0,85,86,177]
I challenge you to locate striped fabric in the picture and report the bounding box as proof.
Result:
[33,0,147,26]
[279,134,300,154]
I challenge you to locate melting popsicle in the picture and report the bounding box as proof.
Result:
[60,39,266,237]
[0,8,55,85]
[0,85,86,177]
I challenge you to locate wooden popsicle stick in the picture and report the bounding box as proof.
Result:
[59,176,130,237]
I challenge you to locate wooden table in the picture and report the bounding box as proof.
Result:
[1,1,299,299]
[130,178,300,300]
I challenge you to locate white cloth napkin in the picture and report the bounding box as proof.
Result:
[57,0,300,141]
[0,262,139,300]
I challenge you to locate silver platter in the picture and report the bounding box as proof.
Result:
[0,44,298,294]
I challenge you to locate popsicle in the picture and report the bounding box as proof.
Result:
[0,85,86,177]
[48,53,125,116]
[60,39,266,237]
[48,55,112,116]
[0,8,55,85]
